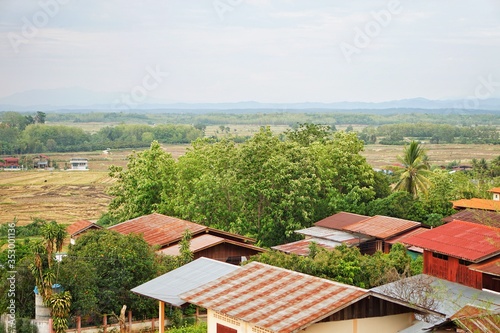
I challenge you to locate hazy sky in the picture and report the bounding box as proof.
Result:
[1,0,500,103]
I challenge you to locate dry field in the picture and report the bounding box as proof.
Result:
[1,143,498,226]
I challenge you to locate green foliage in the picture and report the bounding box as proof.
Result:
[251,244,421,289]
[46,291,71,333]
[106,141,177,224]
[165,322,207,333]
[394,141,432,197]
[65,229,158,316]
[178,230,193,266]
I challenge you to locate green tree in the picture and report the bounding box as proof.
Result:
[394,141,431,197]
[66,230,158,316]
[106,141,177,224]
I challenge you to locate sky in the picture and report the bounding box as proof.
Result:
[1,0,500,103]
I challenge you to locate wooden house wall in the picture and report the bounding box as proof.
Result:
[319,296,416,322]
[482,274,500,292]
[423,251,483,289]
[194,243,261,263]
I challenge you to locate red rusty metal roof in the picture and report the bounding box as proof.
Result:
[469,257,500,277]
[159,234,264,256]
[342,215,421,239]
[271,238,341,256]
[403,220,500,262]
[314,212,370,229]
[488,187,500,194]
[181,261,367,333]
[442,210,500,227]
[450,305,500,332]
[67,219,102,237]
[108,213,207,247]
[385,227,429,245]
[452,198,500,211]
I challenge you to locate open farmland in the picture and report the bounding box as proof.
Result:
[1,142,498,226]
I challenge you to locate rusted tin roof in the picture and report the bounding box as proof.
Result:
[452,198,500,211]
[402,220,500,262]
[442,210,500,227]
[343,215,420,240]
[313,212,370,229]
[488,187,500,194]
[108,213,207,247]
[469,256,500,277]
[450,305,500,332]
[67,219,101,237]
[159,234,264,256]
[181,261,367,333]
[271,238,341,256]
[385,227,429,245]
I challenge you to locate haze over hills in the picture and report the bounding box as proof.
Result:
[1,87,500,113]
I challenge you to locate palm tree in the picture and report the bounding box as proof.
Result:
[394,141,431,197]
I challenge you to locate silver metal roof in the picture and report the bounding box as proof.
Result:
[295,226,371,244]
[131,257,239,307]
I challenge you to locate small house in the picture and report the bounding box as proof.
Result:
[0,157,20,169]
[69,158,88,170]
[66,220,102,245]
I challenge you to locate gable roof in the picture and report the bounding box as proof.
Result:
[271,238,341,256]
[181,261,367,333]
[452,198,500,211]
[158,234,264,256]
[442,210,500,227]
[342,215,421,239]
[402,220,500,262]
[450,305,500,332]
[131,257,239,307]
[488,187,500,194]
[313,212,370,229]
[108,213,207,247]
[67,220,102,237]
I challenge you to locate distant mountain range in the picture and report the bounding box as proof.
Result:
[1,87,500,113]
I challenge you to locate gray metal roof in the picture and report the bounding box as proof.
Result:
[372,274,500,328]
[131,257,240,307]
[295,226,372,244]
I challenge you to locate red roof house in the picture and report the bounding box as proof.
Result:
[314,212,370,229]
[67,219,102,244]
[402,220,500,291]
[109,213,264,264]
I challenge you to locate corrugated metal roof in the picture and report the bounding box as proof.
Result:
[159,234,264,256]
[295,226,341,238]
[181,261,367,333]
[313,212,370,229]
[343,215,421,240]
[67,220,101,237]
[488,187,500,194]
[452,198,500,211]
[295,227,372,245]
[450,305,500,332]
[372,274,500,321]
[402,220,500,262]
[442,210,500,227]
[131,257,239,307]
[385,227,429,245]
[469,256,500,277]
[271,238,342,256]
[108,213,207,247]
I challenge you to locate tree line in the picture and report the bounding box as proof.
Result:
[0,112,204,154]
[103,125,500,247]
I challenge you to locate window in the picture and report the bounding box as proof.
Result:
[432,252,448,260]
[459,259,471,266]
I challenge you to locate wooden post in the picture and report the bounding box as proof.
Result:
[77,316,81,333]
[196,307,199,323]
[48,318,53,333]
[152,318,155,332]
[158,301,165,333]
[128,311,132,333]
[103,314,107,333]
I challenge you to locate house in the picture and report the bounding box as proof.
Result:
[69,158,88,170]
[442,209,500,228]
[341,215,422,254]
[180,261,442,333]
[273,213,423,256]
[109,213,265,264]
[33,154,50,169]
[402,220,500,292]
[66,220,102,245]
[372,274,500,332]
[0,157,20,169]
[451,187,500,211]
[132,257,240,333]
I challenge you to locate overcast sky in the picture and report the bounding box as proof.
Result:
[1,0,500,103]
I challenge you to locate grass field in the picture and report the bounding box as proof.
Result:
[1,142,498,226]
